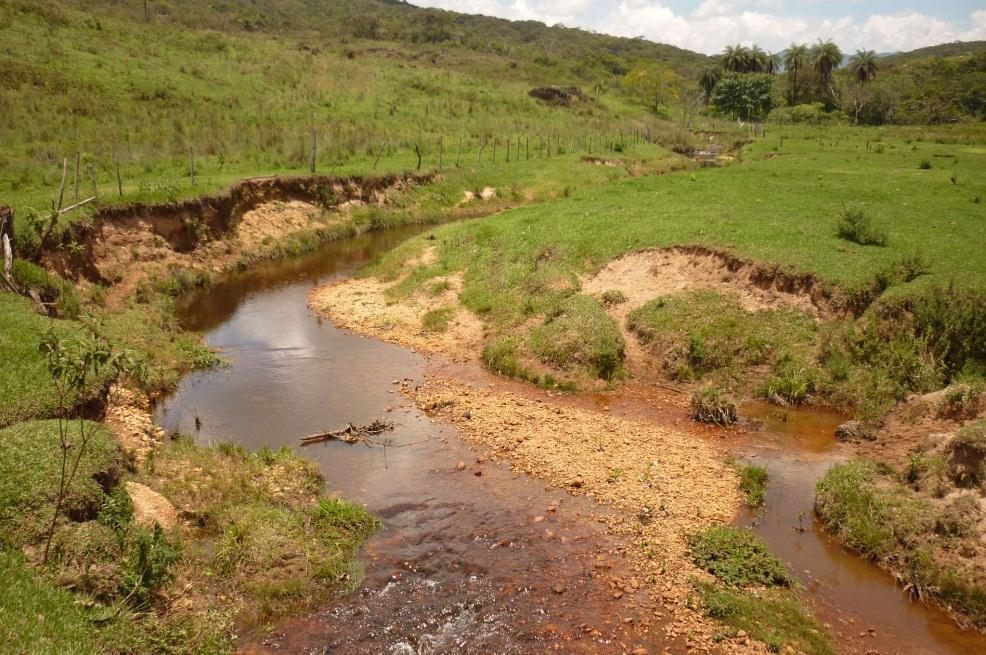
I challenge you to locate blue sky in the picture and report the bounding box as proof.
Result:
[411,1,986,54]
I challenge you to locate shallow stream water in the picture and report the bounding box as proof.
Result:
[156,227,986,654]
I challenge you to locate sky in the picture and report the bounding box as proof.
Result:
[410,0,986,55]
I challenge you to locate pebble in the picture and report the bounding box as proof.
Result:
[552,584,566,594]
[456,461,466,471]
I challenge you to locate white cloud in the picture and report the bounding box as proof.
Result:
[411,1,986,54]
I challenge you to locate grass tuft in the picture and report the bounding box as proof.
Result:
[689,525,792,588]
[836,206,888,247]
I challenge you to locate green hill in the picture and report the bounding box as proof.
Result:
[882,40,986,65]
[0,0,708,232]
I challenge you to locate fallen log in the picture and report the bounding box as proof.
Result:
[300,419,394,446]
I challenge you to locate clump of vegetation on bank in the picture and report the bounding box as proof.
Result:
[815,459,986,628]
[628,290,816,382]
[691,385,738,426]
[689,526,832,654]
[736,463,769,509]
[0,419,378,654]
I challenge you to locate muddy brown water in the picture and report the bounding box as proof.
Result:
[158,227,677,654]
[157,227,986,654]
[738,401,986,655]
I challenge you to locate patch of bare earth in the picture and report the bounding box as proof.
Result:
[408,375,764,654]
[96,200,338,305]
[309,247,484,362]
[104,384,165,463]
[582,248,831,378]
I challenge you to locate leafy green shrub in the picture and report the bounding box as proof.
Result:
[120,525,180,608]
[691,385,738,426]
[482,335,522,378]
[689,526,792,587]
[936,382,983,419]
[836,207,887,246]
[528,295,625,380]
[919,160,932,170]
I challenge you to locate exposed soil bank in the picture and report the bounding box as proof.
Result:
[43,172,432,285]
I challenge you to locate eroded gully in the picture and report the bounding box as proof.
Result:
[155,227,986,655]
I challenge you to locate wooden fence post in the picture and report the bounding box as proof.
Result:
[438,136,443,170]
[455,137,461,167]
[89,161,97,200]
[414,144,422,171]
[74,152,81,202]
[310,128,317,173]
[189,147,195,185]
[115,160,123,197]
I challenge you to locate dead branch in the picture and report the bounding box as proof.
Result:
[300,419,394,446]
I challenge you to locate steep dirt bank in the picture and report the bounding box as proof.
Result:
[42,172,432,288]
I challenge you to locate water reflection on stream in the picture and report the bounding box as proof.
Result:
[156,227,986,655]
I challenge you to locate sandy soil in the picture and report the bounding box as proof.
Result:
[309,249,484,362]
[406,375,765,654]
[104,384,165,462]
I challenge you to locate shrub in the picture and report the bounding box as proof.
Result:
[527,295,625,380]
[691,385,738,426]
[600,289,627,306]
[738,464,769,508]
[689,526,792,587]
[948,420,986,487]
[936,382,983,420]
[919,160,932,170]
[836,207,887,246]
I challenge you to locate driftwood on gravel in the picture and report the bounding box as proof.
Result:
[300,419,394,446]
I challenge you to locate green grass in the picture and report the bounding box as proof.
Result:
[1,0,693,242]
[0,549,104,655]
[421,306,456,332]
[815,460,986,628]
[689,526,832,654]
[689,525,792,588]
[699,583,834,655]
[364,123,986,411]
[0,419,122,545]
[737,464,769,509]
[627,289,816,383]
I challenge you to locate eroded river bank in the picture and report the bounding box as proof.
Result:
[156,227,986,654]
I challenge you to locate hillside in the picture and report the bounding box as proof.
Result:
[0,0,705,237]
[882,40,986,65]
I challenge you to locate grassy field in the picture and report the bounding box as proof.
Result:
[365,123,986,414]
[1,0,692,237]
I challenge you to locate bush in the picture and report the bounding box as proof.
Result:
[691,385,738,426]
[768,103,839,125]
[936,382,983,420]
[600,289,627,306]
[527,294,625,380]
[836,207,887,246]
[738,464,769,508]
[689,525,792,587]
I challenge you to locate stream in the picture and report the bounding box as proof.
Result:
[155,226,986,654]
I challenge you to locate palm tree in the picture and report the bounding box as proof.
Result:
[783,43,808,104]
[810,38,843,85]
[765,51,781,75]
[699,67,721,103]
[849,49,879,82]
[749,45,768,73]
[722,44,750,73]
